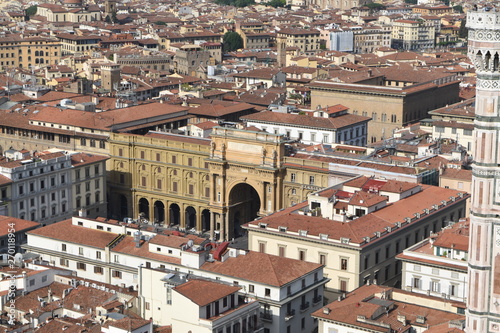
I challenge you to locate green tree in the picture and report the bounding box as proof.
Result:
[404,0,417,4]
[24,5,37,20]
[111,11,118,23]
[214,0,255,7]
[453,5,463,13]
[105,15,111,23]
[365,2,385,10]
[459,19,467,39]
[223,31,244,52]
[265,0,286,7]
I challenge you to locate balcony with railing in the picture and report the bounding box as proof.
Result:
[300,302,310,313]
[260,311,273,323]
[313,295,322,305]
[285,309,295,321]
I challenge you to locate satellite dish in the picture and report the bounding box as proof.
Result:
[14,253,23,264]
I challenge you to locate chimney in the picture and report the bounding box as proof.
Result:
[134,230,142,248]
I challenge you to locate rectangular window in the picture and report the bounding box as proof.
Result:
[94,165,99,175]
[156,153,161,161]
[319,254,326,265]
[61,244,67,252]
[142,177,146,187]
[188,184,194,195]
[412,277,421,289]
[157,179,162,189]
[112,270,122,278]
[79,247,83,255]
[172,182,178,192]
[259,242,266,253]
[299,250,305,261]
[265,288,271,297]
[430,280,440,293]
[77,262,86,271]
[279,246,285,257]
[94,266,103,274]
[291,173,296,182]
[96,251,101,259]
[249,284,255,293]
[19,185,23,195]
[341,258,348,270]
[188,158,193,166]
[309,176,315,185]
[60,258,69,266]
[95,179,99,189]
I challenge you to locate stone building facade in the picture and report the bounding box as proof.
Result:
[107,128,335,241]
[465,10,500,333]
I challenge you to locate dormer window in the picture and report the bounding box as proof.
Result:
[320,234,328,240]
[259,223,267,229]
[279,226,287,232]
[299,230,307,237]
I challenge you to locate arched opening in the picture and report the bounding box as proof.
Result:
[154,201,165,225]
[120,195,128,218]
[485,51,492,70]
[228,183,261,239]
[201,209,211,232]
[138,198,149,220]
[185,206,196,231]
[169,203,180,226]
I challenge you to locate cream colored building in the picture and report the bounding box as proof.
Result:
[353,25,392,54]
[142,276,262,332]
[108,128,334,242]
[57,33,102,56]
[0,35,61,70]
[277,29,321,55]
[391,19,436,50]
[25,216,327,333]
[36,3,101,23]
[309,72,460,142]
[244,176,469,292]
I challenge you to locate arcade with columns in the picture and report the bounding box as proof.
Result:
[107,128,318,241]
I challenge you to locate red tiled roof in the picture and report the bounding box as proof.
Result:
[0,216,39,236]
[174,279,240,306]
[27,219,117,249]
[242,111,370,130]
[201,251,322,287]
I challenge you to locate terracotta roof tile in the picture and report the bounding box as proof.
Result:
[201,251,322,287]
[27,219,117,249]
[174,279,240,306]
